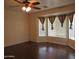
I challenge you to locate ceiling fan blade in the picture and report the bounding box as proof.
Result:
[14,0,28,4]
[25,1,30,4]
[33,7,41,10]
[32,2,40,5]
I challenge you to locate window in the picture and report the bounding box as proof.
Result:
[48,18,56,36]
[69,15,75,40]
[39,18,46,36]
[48,17,67,38]
[38,13,75,39]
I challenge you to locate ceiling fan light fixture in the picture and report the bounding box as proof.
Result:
[22,6,26,11]
[25,7,31,12]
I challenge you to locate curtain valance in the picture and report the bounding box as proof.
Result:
[39,17,45,30]
[58,15,66,27]
[38,12,75,30]
[48,16,56,29]
[68,13,74,29]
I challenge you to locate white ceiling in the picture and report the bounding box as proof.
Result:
[5,0,75,13]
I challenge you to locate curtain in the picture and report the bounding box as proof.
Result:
[39,17,45,30]
[48,16,56,30]
[68,13,74,29]
[58,15,66,27]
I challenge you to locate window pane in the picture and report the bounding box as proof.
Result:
[48,17,67,38]
[69,15,75,40]
[39,19,46,36]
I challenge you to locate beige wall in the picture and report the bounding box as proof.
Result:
[4,8,29,47]
[29,4,75,49]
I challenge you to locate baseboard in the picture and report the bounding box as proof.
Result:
[68,45,75,50]
[29,41,75,50]
[4,41,30,48]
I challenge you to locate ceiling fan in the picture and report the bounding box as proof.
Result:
[14,0,41,12]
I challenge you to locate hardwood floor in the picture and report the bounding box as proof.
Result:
[4,42,75,59]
